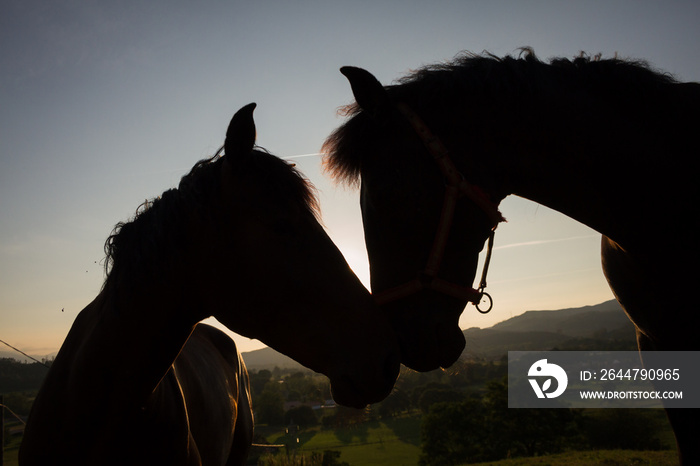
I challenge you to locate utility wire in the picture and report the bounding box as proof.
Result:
[0,339,51,369]
[0,403,26,425]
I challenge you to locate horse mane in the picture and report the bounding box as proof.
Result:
[322,48,678,186]
[103,151,222,282]
[104,146,318,282]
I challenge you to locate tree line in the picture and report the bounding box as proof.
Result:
[419,378,668,465]
[0,358,52,394]
[247,358,508,429]
[2,355,672,465]
[248,358,671,465]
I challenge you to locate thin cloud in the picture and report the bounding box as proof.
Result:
[489,267,602,285]
[494,234,599,250]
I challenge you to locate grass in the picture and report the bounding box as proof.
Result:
[2,433,21,466]
[470,449,678,466]
[5,414,678,466]
[259,415,423,465]
[256,414,678,466]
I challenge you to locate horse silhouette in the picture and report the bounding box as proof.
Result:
[323,50,699,464]
[21,103,400,465]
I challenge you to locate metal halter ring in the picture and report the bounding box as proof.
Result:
[475,292,493,314]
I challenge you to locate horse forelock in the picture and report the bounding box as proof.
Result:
[322,104,365,187]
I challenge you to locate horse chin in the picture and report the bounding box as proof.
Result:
[329,380,376,409]
[329,364,399,409]
[388,296,466,372]
[400,326,465,372]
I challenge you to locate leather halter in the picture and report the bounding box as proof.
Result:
[372,102,506,313]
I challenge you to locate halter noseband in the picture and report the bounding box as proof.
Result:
[372,102,506,314]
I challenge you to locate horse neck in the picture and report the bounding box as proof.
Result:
[471,84,698,252]
[35,274,201,428]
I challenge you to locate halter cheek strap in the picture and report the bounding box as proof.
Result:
[394,102,505,227]
[372,103,505,313]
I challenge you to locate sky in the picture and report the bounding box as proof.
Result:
[2,1,699,358]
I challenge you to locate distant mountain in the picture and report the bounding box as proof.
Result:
[461,299,637,360]
[490,300,627,335]
[239,300,638,370]
[241,346,306,371]
[1,351,29,362]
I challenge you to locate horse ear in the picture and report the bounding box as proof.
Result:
[225,103,257,159]
[340,67,389,117]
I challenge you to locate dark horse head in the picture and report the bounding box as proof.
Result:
[103,104,400,407]
[323,63,508,371]
[323,51,700,466]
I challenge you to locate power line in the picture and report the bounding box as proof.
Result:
[283,152,322,160]
[0,339,51,369]
[0,403,26,425]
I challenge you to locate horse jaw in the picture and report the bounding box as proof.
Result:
[327,352,400,408]
[385,293,467,372]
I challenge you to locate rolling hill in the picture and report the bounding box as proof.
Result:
[461,299,637,360]
[240,346,306,371]
[238,300,637,369]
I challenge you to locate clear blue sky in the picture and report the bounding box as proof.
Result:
[2,1,699,356]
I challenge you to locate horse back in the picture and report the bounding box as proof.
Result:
[170,323,253,465]
[601,236,696,349]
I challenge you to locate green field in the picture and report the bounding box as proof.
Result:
[2,433,21,466]
[254,414,678,466]
[470,449,678,466]
[5,419,678,466]
[257,415,422,465]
